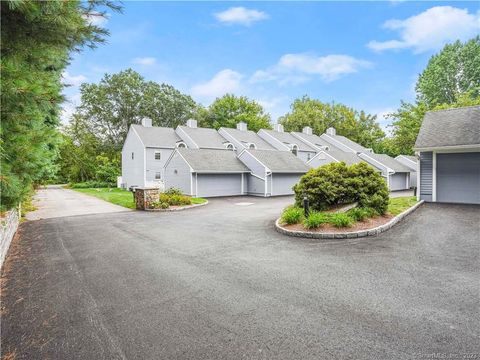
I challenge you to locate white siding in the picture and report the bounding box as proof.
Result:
[121,129,145,188]
[308,153,337,168]
[164,152,193,195]
[247,174,266,196]
[145,148,174,185]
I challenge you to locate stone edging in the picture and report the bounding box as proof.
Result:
[275,200,424,239]
[144,200,209,212]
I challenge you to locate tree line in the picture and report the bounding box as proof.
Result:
[1,0,479,210]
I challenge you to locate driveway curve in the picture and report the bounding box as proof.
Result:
[2,196,479,359]
[26,185,129,220]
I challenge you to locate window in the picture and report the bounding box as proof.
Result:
[248,143,256,150]
[307,153,311,161]
[155,151,161,160]
[225,143,235,151]
[291,144,298,156]
[131,152,134,160]
[177,142,186,148]
[155,172,162,180]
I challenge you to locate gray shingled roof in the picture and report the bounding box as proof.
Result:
[399,155,417,163]
[324,149,364,166]
[414,106,480,149]
[362,153,411,173]
[395,155,417,171]
[131,124,181,148]
[292,132,342,151]
[178,148,249,172]
[220,128,276,150]
[261,130,317,152]
[321,133,371,153]
[248,149,310,173]
[178,126,229,149]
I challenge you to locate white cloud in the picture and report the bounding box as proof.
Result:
[132,57,157,66]
[368,6,480,53]
[191,69,243,99]
[214,7,269,26]
[368,107,396,134]
[251,53,371,85]
[84,11,109,26]
[62,71,87,87]
[60,93,81,124]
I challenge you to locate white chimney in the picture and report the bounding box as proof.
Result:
[237,122,247,131]
[274,123,284,132]
[141,118,152,127]
[302,126,312,135]
[186,119,197,128]
[326,127,336,136]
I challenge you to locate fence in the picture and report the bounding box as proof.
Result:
[1,207,20,269]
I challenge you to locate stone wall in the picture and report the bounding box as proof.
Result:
[134,188,160,210]
[1,208,20,269]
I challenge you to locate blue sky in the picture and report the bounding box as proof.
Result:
[63,1,479,131]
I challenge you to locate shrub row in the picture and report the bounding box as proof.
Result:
[70,181,116,189]
[151,192,192,209]
[293,162,389,215]
[280,205,381,229]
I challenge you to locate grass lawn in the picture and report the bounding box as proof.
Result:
[388,196,418,216]
[73,188,207,209]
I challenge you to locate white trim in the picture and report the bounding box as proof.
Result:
[396,155,417,167]
[190,173,194,196]
[131,126,146,148]
[270,173,273,196]
[416,151,421,200]
[291,132,322,152]
[238,149,272,174]
[176,141,187,148]
[432,151,437,202]
[195,173,198,197]
[194,170,249,174]
[154,150,161,161]
[163,149,194,173]
[307,150,340,165]
[176,126,199,149]
[241,173,244,195]
[218,128,245,151]
[321,133,356,153]
[143,147,147,186]
[258,130,290,151]
[414,144,480,152]
[358,152,394,175]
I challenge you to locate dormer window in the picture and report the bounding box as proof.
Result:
[290,144,299,156]
[225,143,235,151]
[176,142,186,148]
[248,143,256,150]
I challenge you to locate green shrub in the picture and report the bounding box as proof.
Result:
[159,193,192,206]
[294,162,389,215]
[364,207,379,218]
[160,202,169,209]
[151,201,170,209]
[281,206,303,225]
[70,181,115,189]
[348,208,369,222]
[164,187,183,196]
[330,213,354,228]
[303,211,330,229]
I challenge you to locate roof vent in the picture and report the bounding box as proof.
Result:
[326,127,336,136]
[274,123,284,132]
[186,119,197,128]
[141,118,152,127]
[237,122,247,131]
[302,126,312,135]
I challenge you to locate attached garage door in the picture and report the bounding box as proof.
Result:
[437,153,480,204]
[196,174,243,197]
[271,173,302,196]
[389,173,408,191]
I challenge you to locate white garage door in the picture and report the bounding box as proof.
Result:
[437,153,480,204]
[196,174,243,197]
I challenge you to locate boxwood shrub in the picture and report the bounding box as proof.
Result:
[293,162,389,215]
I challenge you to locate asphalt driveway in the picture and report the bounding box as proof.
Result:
[1,196,479,359]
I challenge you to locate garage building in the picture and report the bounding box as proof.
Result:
[415,106,480,204]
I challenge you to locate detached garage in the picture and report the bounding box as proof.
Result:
[415,106,480,205]
[164,148,249,197]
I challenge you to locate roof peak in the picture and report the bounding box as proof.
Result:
[426,105,480,114]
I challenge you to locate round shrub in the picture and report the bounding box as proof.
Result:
[294,162,389,215]
[281,206,303,225]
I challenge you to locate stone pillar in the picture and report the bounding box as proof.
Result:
[134,187,160,210]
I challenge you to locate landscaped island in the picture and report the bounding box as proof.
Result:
[73,186,206,210]
[278,162,419,235]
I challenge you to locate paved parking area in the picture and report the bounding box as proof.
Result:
[1,194,479,359]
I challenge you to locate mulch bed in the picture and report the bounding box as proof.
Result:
[282,214,394,234]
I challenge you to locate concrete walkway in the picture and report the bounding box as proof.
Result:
[26,185,130,220]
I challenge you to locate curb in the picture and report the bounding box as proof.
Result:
[275,200,424,239]
[144,200,209,212]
